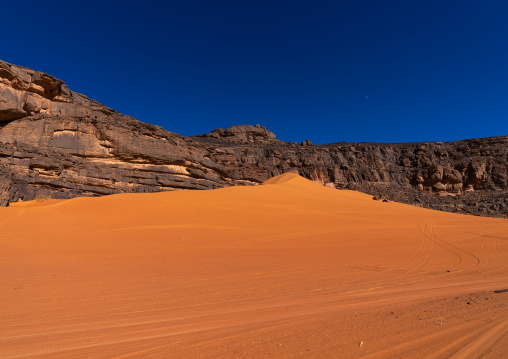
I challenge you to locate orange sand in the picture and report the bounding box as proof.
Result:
[1,173,507,358]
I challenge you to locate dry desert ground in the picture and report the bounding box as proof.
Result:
[1,173,507,358]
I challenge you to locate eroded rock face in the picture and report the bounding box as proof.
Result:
[0,60,507,217]
[0,113,232,204]
[0,60,115,121]
[0,60,257,205]
[190,136,507,217]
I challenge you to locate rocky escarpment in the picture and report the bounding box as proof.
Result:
[193,133,507,217]
[0,60,255,205]
[0,59,507,217]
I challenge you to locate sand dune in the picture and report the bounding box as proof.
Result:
[1,173,507,358]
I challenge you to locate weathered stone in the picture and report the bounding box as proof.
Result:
[195,124,277,143]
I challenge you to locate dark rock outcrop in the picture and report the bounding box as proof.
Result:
[1,60,507,217]
[195,124,278,143]
[190,136,507,217]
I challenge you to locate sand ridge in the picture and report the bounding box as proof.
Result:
[1,174,507,358]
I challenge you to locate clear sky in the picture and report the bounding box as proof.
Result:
[2,0,507,144]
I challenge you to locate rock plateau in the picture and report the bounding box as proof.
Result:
[0,59,506,217]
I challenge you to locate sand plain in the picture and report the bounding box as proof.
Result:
[1,173,507,358]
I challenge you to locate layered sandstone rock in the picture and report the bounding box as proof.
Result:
[0,60,506,217]
[0,60,257,205]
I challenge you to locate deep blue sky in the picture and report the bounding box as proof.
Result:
[3,1,507,144]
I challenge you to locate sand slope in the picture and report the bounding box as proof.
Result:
[1,173,507,358]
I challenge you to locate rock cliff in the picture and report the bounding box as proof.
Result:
[1,60,506,217]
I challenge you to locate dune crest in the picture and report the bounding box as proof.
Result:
[1,177,507,358]
[263,172,332,193]
[9,198,66,208]
[263,172,301,184]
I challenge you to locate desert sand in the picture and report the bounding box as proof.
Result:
[1,173,507,358]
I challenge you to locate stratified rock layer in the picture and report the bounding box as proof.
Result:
[0,60,507,217]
